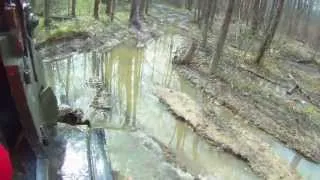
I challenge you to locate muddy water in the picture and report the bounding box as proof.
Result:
[266,139,320,180]
[44,35,259,179]
[44,34,320,179]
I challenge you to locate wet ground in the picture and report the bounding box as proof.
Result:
[44,35,320,179]
[44,35,259,179]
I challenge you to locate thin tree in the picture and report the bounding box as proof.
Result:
[140,0,146,18]
[94,0,100,19]
[130,0,142,30]
[287,0,298,36]
[186,0,193,11]
[258,0,267,30]
[202,0,212,48]
[71,0,76,17]
[210,0,236,72]
[255,0,285,64]
[106,0,112,15]
[303,0,314,39]
[266,0,278,32]
[209,0,217,31]
[44,0,50,28]
[145,0,150,15]
[106,0,116,21]
[251,0,260,35]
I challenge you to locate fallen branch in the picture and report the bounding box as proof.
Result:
[238,65,280,86]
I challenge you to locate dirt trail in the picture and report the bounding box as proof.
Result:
[170,14,320,162]
[155,87,300,179]
[176,64,320,162]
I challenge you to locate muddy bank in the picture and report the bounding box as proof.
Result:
[36,27,131,61]
[155,87,300,179]
[35,3,191,61]
[175,63,320,163]
[170,14,320,162]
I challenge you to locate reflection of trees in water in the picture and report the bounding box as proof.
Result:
[163,36,175,87]
[92,51,99,77]
[104,46,144,128]
[169,121,186,152]
[192,134,199,161]
[168,121,199,160]
[290,154,302,169]
[91,51,106,85]
[65,58,71,105]
[54,60,68,104]
[83,53,87,79]
[46,63,56,93]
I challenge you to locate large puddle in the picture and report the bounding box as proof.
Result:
[44,34,319,179]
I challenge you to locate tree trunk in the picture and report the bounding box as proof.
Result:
[258,0,267,30]
[202,0,212,47]
[266,0,277,32]
[94,0,100,19]
[106,0,112,15]
[112,0,116,21]
[30,0,35,8]
[140,0,146,18]
[210,0,235,72]
[44,0,50,28]
[255,0,285,65]
[209,0,217,31]
[251,0,260,34]
[130,0,141,30]
[186,0,192,11]
[106,0,116,21]
[303,0,314,39]
[197,0,202,25]
[287,0,297,36]
[145,0,150,15]
[71,0,76,17]
[294,0,303,38]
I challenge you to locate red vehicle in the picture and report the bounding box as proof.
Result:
[0,0,113,179]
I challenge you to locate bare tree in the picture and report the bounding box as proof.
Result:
[258,0,267,30]
[251,0,260,34]
[140,0,146,18]
[209,0,217,30]
[255,0,285,64]
[303,0,314,39]
[210,0,236,72]
[44,0,50,27]
[130,0,142,30]
[71,0,76,17]
[145,0,150,15]
[186,0,193,11]
[106,0,116,21]
[202,0,212,47]
[94,0,100,19]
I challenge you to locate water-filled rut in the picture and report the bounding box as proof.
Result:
[44,34,319,179]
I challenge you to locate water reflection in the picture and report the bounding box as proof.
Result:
[174,121,186,151]
[104,46,143,128]
[268,140,320,180]
[44,35,259,179]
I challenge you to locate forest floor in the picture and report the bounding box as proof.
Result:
[36,2,320,179]
[173,12,320,163]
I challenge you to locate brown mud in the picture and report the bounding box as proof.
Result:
[156,87,300,180]
[37,2,320,179]
[171,15,320,163]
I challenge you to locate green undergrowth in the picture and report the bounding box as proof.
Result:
[34,1,130,45]
[34,17,98,44]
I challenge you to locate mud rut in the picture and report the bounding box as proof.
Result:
[39,3,320,180]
